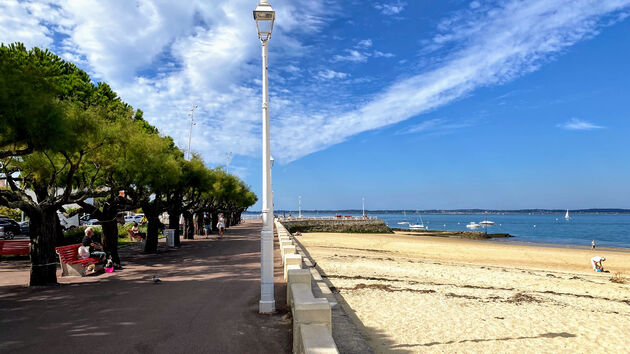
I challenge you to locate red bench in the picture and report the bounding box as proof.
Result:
[127,229,144,242]
[55,244,103,276]
[0,240,30,256]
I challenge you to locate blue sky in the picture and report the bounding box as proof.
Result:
[2,0,630,210]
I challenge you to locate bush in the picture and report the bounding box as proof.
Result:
[63,226,102,244]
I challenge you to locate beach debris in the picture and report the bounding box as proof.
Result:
[152,275,161,284]
[506,292,542,304]
[610,273,627,284]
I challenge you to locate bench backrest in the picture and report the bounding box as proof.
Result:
[55,244,80,263]
[0,240,30,254]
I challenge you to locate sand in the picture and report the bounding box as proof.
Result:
[294,232,630,353]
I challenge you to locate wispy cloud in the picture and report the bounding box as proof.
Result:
[374,1,407,16]
[2,0,628,169]
[557,118,605,130]
[404,118,473,135]
[317,69,349,80]
[333,49,368,62]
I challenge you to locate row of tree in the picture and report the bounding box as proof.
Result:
[0,43,257,286]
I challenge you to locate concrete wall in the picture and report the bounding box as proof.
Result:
[280,219,392,234]
[275,220,339,354]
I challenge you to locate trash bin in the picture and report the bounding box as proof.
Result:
[164,229,175,247]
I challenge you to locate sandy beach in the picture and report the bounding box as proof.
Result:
[294,232,630,353]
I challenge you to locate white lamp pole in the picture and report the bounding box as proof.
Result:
[187,105,198,161]
[254,0,276,314]
[298,196,302,218]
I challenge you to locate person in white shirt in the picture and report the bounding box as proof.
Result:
[590,256,605,271]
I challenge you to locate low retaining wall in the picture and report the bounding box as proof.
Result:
[280,219,392,234]
[275,220,339,354]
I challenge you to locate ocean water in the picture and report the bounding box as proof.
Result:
[285,212,630,249]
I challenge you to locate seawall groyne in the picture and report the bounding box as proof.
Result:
[280,219,392,234]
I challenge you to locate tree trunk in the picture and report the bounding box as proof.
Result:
[183,212,194,240]
[225,213,231,228]
[194,213,203,235]
[144,215,160,253]
[168,213,180,247]
[211,212,219,231]
[29,207,59,286]
[101,220,120,265]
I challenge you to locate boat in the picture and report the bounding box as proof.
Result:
[409,212,427,230]
[466,222,481,229]
[479,211,495,226]
[565,209,570,220]
[398,210,409,225]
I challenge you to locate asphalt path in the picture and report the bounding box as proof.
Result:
[0,220,291,353]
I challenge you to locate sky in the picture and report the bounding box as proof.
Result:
[1,0,630,211]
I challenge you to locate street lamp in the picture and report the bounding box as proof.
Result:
[254,0,276,314]
[298,196,302,218]
[187,105,198,161]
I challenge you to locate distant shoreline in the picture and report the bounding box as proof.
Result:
[246,209,630,215]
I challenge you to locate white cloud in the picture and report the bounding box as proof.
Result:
[357,39,373,48]
[557,118,605,130]
[272,0,630,162]
[1,0,628,169]
[374,50,395,58]
[0,0,54,48]
[375,1,407,16]
[333,49,368,62]
[317,69,349,80]
[405,118,473,135]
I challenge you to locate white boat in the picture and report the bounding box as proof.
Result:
[466,222,481,229]
[397,221,409,225]
[479,220,495,225]
[565,209,570,220]
[409,212,427,230]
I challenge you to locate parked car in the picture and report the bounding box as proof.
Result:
[0,217,22,239]
[57,212,79,231]
[19,221,30,235]
[124,214,145,224]
[79,215,100,225]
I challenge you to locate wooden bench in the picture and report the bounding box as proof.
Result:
[0,240,30,256]
[127,229,144,242]
[55,244,103,276]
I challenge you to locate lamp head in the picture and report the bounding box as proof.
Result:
[253,0,275,41]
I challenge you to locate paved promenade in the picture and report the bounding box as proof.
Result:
[0,220,291,353]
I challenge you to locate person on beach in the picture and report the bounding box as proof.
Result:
[590,256,605,271]
[217,214,225,239]
[592,240,596,250]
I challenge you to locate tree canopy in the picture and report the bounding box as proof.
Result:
[0,43,257,286]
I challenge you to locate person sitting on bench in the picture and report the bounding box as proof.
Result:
[82,227,108,261]
[131,222,146,239]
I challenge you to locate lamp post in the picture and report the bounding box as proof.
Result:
[187,105,198,161]
[298,196,302,218]
[254,0,276,314]
[362,197,365,218]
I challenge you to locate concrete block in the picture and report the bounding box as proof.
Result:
[300,324,339,354]
[284,254,302,280]
[281,244,296,260]
[291,284,332,354]
[280,239,293,250]
[287,269,312,307]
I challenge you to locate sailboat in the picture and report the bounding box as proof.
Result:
[565,209,570,220]
[409,212,427,230]
[479,211,495,226]
[397,210,409,225]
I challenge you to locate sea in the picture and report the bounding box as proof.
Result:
[269,212,630,249]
